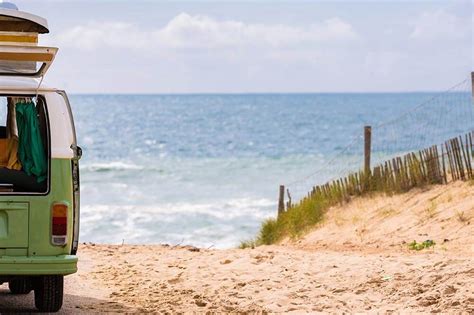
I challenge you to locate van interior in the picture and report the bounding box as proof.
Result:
[0,96,49,193]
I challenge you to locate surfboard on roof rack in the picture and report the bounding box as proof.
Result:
[0,5,49,33]
[0,6,56,77]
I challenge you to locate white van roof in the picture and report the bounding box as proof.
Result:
[0,8,49,33]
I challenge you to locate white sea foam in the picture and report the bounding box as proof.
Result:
[81,198,274,220]
[79,198,276,248]
[81,161,145,172]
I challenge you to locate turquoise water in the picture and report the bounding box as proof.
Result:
[70,92,473,248]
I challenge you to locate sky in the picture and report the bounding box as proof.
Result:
[10,0,474,94]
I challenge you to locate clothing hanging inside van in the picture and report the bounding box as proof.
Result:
[0,99,22,170]
[14,98,47,183]
[0,137,21,170]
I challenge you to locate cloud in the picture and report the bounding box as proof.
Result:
[410,9,470,41]
[158,13,358,48]
[53,22,141,50]
[41,7,470,93]
[48,13,358,51]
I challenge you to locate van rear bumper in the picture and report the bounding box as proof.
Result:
[0,255,77,275]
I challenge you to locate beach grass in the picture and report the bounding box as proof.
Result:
[243,132,474,247]
[240,194,328,247]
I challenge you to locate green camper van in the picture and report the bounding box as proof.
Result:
[0,4,80,312]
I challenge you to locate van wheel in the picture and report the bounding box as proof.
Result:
[34,275,64,312]
[9,278,32,294]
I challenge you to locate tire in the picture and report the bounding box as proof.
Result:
[34,275,64,312]
[9,278,32,294]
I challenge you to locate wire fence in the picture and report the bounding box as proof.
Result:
[283,75,474,206]
[281,131,474,213]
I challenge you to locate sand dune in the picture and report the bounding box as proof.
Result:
[291,180,474,254]
[1,181,472,313]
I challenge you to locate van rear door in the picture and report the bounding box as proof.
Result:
[0,202,29,248]
[0,44,57,77]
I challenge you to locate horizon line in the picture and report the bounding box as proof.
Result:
[66,90,467,96]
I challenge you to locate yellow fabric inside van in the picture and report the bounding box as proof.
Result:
[0,137,22,170]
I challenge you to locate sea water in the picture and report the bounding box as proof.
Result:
[71,93,473,248]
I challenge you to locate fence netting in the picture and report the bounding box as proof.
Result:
[285,76,473,203]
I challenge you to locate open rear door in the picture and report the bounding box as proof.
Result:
[0,44,57,77]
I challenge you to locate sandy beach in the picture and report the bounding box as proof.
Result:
[0,2,471,314]
[1,181,472,313]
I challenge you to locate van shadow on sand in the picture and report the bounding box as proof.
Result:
[0,287,137,314]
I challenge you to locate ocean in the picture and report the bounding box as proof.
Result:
[71,92,473,248]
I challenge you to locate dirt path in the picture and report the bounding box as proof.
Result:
[0,250,138,314]
[0,182,472,313]
[83,244,474,313]
[1,245,472,313]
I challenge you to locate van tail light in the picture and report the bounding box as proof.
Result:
[51,203,68,246]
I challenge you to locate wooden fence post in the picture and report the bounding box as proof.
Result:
[471,72,474,99]
[278,185,285,215]
[364,126,372,174]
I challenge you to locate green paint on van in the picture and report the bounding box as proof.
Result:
[0,158,77,275]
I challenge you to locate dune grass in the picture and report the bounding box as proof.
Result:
[240,194,329,248]
[240,132,473,249]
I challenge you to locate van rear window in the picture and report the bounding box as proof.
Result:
[0,96,49,193]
